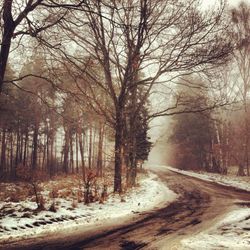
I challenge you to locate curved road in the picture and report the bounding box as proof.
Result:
[2,168,250,250]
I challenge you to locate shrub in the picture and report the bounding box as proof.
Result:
[49,202,57,212]
[84,171,97,204]
[16,164,47,210]
[72,199,78,209]
[9,192,20,203]
[49,188,59,199]
[101,184,108,201]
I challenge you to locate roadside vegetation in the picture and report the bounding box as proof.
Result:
[167,2,250,178]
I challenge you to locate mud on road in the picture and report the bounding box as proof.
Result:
[2,169,250,250]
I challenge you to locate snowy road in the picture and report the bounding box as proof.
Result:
[2,167,250,250]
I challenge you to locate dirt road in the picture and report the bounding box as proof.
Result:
[2,168,250,250]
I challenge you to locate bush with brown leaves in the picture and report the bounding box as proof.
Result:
[16,164,47,210]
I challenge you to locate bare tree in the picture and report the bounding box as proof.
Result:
[0,0,86,93]
[55,0,232,192]
[231,1,250,175]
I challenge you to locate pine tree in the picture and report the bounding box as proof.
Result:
[168,77,213,171]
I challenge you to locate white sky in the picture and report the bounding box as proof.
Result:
[148,0,250,164]
[203,0,250,7]
[228,0,250,6]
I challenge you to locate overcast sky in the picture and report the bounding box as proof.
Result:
[206,0,250,7]
[229,0,250,6]
[200,0,250,10]
[148,0,250,164]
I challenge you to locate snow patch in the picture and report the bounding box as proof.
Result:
[0,172,177,243]
[161,165,250,250]
[166,166,250,192]
[181,207,250,250]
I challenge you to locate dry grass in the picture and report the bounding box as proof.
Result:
[0,182,31,202]
[0,170,114,204]
[227,165,240,176]
[0,167,148,204]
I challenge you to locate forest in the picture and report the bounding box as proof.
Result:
[0,0,249,195]
[168,3,250,177]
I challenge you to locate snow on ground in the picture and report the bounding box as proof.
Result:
[164,166,250,249]
[166,166,250,192]
[0,172,177,243]
[181,206,250,250]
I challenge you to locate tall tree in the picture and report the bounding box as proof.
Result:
[168,79,214,171]
[0,0,86,93]
[231,1,250,175]
[60,0,232,192]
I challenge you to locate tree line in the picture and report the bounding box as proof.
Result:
[0,0,238,191]
[168,1,250,177]
[0,51,152,187]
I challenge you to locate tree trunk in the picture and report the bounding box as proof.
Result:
[0,129,6,176]
[32,124,39,170]
[79,131,86,181]
[214,120,223,173]
[114,110,124,193]
[93,126,97,168]
[15,130,20,168]
[19,133,24,163]
[76,132,79,173]
[54,136,58,174]
[224,122,229,175]
[63,128,70,173]
[127,133,137,188]
[244,109,249,176]
[46,127,50,173]
[42,134,46,170]
[50,132,54,176]
[10,131,14,178]
[70,133,74,173]
[97,123,104,177]
[127,85,137,188]
[23,129,28,166]
[88,126,92,169]
[0,0,15,93]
